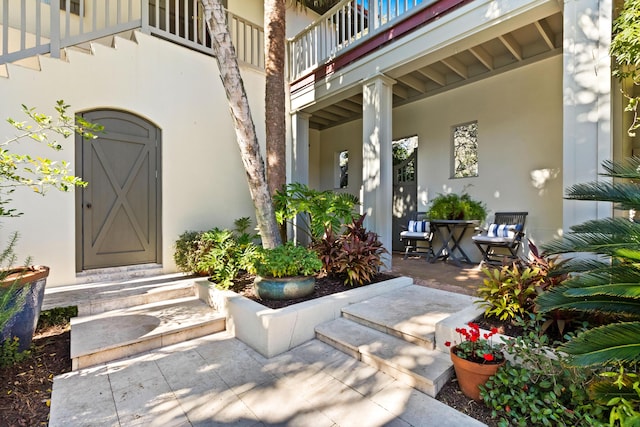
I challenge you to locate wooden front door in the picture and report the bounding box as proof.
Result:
[76,110,161,271]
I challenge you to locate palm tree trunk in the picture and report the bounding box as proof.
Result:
[265,0,287,242]
[200,0,281,248]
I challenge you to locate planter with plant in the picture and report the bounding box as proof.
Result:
[426,191,487,221]
[445,321,505,401]
[250,242,322,300]
[0,101,102,352]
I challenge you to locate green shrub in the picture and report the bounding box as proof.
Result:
[250,242,322,278]
[426,192,486,221]
[36,306,77,329]
[480,316,608,426]
[0,336,30,368]
[173,217,258,288]
[314,214,387,286]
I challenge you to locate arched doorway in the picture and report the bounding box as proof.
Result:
[76,110,162,271]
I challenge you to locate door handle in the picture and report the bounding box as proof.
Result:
[86,203,92,209]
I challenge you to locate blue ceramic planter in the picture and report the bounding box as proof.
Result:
[1,266,50,352]
[253,275,316,300]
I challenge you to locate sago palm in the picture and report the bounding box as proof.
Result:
[536,158,640,404]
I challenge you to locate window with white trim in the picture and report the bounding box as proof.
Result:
[452,121,478,178]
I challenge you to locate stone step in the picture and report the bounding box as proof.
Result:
[315,317,453,397]
[70,296,225,370]
[43,273,197,314]
[341,285,476,350]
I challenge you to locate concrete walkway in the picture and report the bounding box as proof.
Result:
[50,330,486,426]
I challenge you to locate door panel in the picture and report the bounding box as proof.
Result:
[392,150,418,252]
[77,110,161,271]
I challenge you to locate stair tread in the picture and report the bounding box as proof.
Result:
[70,296,223,358]
[43,274,195,311]
[342,285,475,342]
[316,317,452,385]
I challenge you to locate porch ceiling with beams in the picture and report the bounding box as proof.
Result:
[305,11,562,130]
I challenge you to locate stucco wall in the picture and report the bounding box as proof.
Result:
[0,30,266,286]
[313,56,563,258]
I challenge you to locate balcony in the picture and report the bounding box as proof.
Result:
[289,0,563,130]
[0,0,263,69]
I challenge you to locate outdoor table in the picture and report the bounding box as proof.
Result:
[429,219,479,266]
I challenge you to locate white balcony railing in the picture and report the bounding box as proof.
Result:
[0,0,264,69]
[288,0,433,82]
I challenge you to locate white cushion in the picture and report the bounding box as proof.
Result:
[472,235,514,244]
[408,220,430,233]
[401,231,431,240]
[486,223,522,239]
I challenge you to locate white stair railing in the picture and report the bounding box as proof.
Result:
[0,0,263,69]
[288,0,433,82]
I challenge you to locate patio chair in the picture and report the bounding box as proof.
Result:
[399,212,435,260]
[471,212,528,265]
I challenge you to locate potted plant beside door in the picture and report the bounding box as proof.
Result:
[0,101,102,351]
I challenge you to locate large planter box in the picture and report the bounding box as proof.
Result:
[1,266,50,351]
[197,276,413,358]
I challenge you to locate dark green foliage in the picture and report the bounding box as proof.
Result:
[0,336,30,368]
[36,306,77,329]
[313,214,387,286]
[173,217,258,289]
[426,191,486,221]
[273,182,359,241]
[480,316,608,426]
[250,242,322,278]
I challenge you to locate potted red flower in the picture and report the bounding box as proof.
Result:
[445,322,505,401]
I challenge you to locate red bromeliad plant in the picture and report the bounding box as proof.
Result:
[445,322,504,364]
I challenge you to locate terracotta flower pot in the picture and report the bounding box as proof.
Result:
[450,345,505,401]
[1,266,50,351]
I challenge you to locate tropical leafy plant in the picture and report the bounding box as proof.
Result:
[313,214,387,286]
[173,217,258,288]
[250,242,322,278]
[536,157,640,412]
[426,191,486,221]
[273,182,359,241]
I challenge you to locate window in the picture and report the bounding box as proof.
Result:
[452,122,478,178]
[336,150,348,189]
[42,0,81,15]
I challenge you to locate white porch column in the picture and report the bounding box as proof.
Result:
[562,0,612,230]
[291,111,311,185]
[362,74,395,269]
[291,111,311,244]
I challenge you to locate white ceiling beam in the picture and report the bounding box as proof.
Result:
[534,19,555,50]
[441,57,468,79]
[469,45,494,70]
[499,33,523,61]
[324,105,353,118]
[393,85,409,99]
[396,74,427,93]
[337,100,362,113]
[416,66,446,86]
[313,110,342,121]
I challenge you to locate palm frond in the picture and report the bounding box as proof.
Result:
[536,287,640,316]
[601,157,640,179]
[559,322,640,366]
[566,181,640,210]
[565,283,640,298]
[589,379,640,403]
